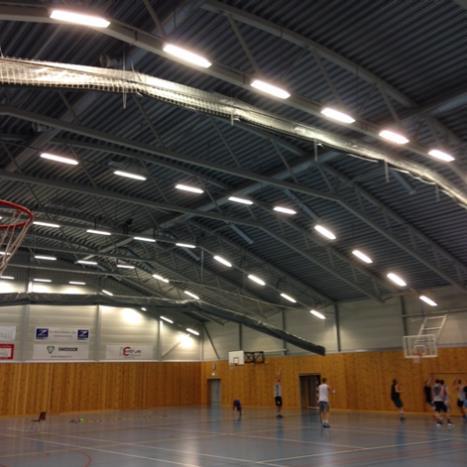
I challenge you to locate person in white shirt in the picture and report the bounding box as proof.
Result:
[274,376,283,418]
[318,378,334,428]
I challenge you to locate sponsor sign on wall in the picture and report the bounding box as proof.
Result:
[0,326,16,341]
[0,343,14,360]
[35,327,90,341]
[33,343,89,360]
[106,344,154,360]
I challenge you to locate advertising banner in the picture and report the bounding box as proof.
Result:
[105,344,154,360]
[0,343,14,360]
[32,343,89,360]
[35,327,90,341]
[0,326,16,341]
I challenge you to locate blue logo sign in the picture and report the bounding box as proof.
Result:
[36,328,49,339]
[77,329,89,340]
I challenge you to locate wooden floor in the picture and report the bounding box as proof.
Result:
[0,407,466,466]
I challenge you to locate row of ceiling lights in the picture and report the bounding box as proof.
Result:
[47,9,456,164]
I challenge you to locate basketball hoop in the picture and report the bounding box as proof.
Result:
[0,200,33,276]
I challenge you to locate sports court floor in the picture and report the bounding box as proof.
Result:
[0,407,466,466]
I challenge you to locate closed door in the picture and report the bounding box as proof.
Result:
[208,379,221,406]
[300,374,321,409]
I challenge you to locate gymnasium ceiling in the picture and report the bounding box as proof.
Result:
[0,0,466,326]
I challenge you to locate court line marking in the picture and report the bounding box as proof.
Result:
[257,437,454,463]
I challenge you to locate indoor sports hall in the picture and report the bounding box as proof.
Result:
[0,1,466,466]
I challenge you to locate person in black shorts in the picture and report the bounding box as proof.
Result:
[274,376,283,418]
[232,399,242,419]
[390,379,405,420]
[453,379,465,419]
[432,379,448,427]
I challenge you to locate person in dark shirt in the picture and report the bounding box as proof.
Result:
[391,379,405,421]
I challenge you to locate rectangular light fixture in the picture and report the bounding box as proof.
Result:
[34,255,57,261]
[33,221,60,228]
[101,289,113,296]
[86,229,111,236]
[160,315,174,324]
[351,249,373,264]
[310,309,326,320]
[280,292,296,304]
[428,149,455,162]
[248,274,266,286]
[175,242,196,249]
[250,79,290,99]
[49,9,110,28]
[0,251,11,256]
[186,328,200,336]
[273,206,297,215]
[153,273,169,284]
[77,260,98,266]
[40,152,79,165]
[213,255,232,268]
[419,295,437,307]
[184,290,200,300]
[379,129,409,145]
[175,183,204,194]
[0,276,15,281]
[228,196,254,206]
[133,236,156,243]
[386,272,407,287]
[321,107,355,124]
[69,281,86,285]
[113,170,147,181]
[116,264,135,269]
[162,43,212,68]
[33,278,51,283]
[141,307,147,312]
[314,224,336,240]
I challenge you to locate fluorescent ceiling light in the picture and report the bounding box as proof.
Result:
[175,183,204,194]
[160,315,174,324]
[280,292,296,303]
[228,196,253,206]
[34,255,57,261]
[351,249,373,264]
[321,107,355,124]
[0,276,15,280]
[379,129,409,145]
[184,290,200,300]
[101,289,113,296]
[40,152,79,165]
[273,206,297,215]
[0,251,11,256]
[153,273,169,284]
[428,149,455,162]
[186,328,200,336]
[77,259,98,266]
[33,278,51,283]
[113,170,147,181]
[116,264,135,269]
[176,242,196,249]
[248,274,266,286]
[314,224,336,240]
[162,43,212,68]
[86,229,111,236]
[213,255,232,268]
[310,309,326,320]
[386,272,407,287]
[69,281,86,285]
[250,79,290,99]
[141,307,147,312]
[133,236,156,243]
[419,295,437,307]
[33,221,60,228]
[49,9,110,28]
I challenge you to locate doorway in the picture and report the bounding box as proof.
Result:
[299,374,321,409]
[208,378,221,406]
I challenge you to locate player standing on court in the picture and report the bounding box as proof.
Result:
[274,374,283,418]
[390,379,405,420]
[318,377,334,428]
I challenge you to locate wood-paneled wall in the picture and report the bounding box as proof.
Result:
[0,362,201,416]
[201,347,467,412]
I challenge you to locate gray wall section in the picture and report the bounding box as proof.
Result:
[0,279,200,361]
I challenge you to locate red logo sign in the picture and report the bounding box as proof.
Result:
[0,343,14,360]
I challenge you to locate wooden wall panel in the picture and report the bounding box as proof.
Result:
[0,362,201,417]
[201,347,467,413]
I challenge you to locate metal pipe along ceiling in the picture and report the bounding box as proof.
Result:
[1,57,466,211]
